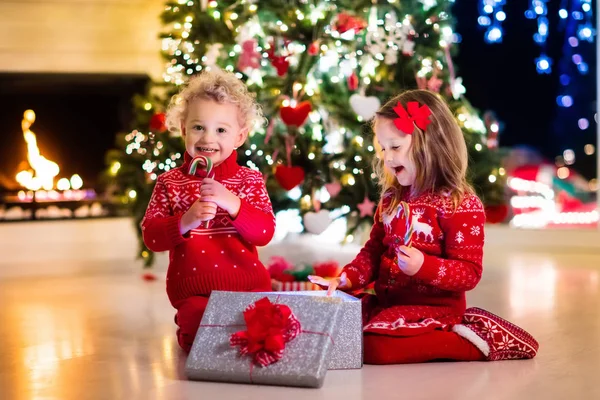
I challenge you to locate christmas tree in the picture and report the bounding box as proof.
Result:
[104,0,506,267]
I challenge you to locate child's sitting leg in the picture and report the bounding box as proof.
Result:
[363,331,486,364]
[173,296,209,353]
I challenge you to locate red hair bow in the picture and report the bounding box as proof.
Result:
[230,297,301,367]
[393,101,432,134]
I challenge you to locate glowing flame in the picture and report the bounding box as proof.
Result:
[15,109,83,191]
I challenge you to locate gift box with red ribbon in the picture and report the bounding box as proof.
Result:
[185,291,343,388]
[261,290,363,370]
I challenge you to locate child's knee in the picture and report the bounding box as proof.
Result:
[363,333,394,364]
[175,296,209,337]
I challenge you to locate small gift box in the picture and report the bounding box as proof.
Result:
[271,279,320,291]
[185,291,342,388]
[261,290,363,370]
[267,258,339,292]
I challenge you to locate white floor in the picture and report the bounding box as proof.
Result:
[0,227,599,399]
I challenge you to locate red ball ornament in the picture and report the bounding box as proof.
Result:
[149,112,167,132]
[275,165,305,190]
[347,73,359,91]
[308,41,320,56]
[334,13,367,34]
[280,101,312,127]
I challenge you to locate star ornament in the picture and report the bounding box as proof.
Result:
[357,196,376,218]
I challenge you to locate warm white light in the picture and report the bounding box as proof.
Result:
[70,174,83,190]
[556,167,569,179]
[57,178,70,191]
[110,161,121,176]
[287,187,302,201]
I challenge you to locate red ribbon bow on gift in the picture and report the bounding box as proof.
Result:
[393,101,432,134]
[230,297,301,367]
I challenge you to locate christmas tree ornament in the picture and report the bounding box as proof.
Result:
[349,94,380,120]
[271,56,289,76]
[333,12,367,35]
[366,10,415,64]
[203,43,223,68]
[303,209,332,235]
[237,39,261,71]
[427,76,443,92]
[357,196,376,218]
[347,73,359,91]
[324,181,342,198]
[274,165,305,190]
[308,41,320,56]
[280,101,312,127]
[149,112,167,132]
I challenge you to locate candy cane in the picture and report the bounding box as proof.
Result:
[188,155,215,228]
[401,201,414,248]
[188,155,214,178]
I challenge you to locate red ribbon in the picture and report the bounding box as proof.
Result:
[230,297,301,367]
[392,101,432,134]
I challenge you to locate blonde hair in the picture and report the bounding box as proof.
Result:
[373,89,473,216]
[165,68,265,134]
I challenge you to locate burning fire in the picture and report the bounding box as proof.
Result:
[15,109,83,191]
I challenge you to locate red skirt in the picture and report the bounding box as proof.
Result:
[361,294,463,337]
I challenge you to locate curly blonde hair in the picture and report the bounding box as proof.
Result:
[373,89,473,215]
[165,68,265,134]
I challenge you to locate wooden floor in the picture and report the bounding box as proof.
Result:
[0,239,598,399]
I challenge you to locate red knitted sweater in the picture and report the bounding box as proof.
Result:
[141,152,274,305]
[343,191,485,314]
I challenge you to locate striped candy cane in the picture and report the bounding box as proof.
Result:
[188,155,214,228]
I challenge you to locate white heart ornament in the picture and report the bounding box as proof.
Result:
[349,94,381,120]
[303,210,332,235]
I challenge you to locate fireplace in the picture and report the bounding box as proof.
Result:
[0,73,149,221]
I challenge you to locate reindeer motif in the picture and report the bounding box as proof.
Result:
[411,208,434,242]
[382,205,402,232]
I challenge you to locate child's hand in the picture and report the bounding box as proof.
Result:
[307,272,351,296]
[180,200,218,234]
[396,246,424,276]
[201,178,242,218]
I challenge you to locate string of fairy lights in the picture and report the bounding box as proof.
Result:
[478,0,598,227]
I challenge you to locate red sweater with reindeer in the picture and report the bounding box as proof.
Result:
[141,151,274,306]
[343,190,485,315]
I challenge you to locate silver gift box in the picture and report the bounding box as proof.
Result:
[185,291,342,388]
[261,290,363,370]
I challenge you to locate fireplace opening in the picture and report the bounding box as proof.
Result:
[0,73,150,220]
